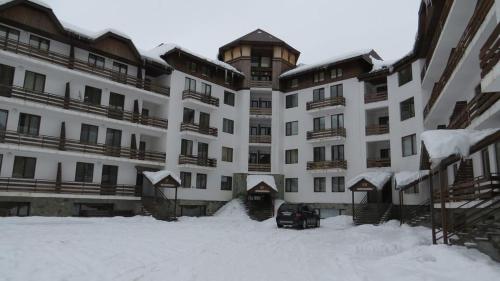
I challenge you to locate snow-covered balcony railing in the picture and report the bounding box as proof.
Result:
[178,155,217,168]
[0,177,140,197]
[0,84,168,129]
[180,122,218,137]
[249,106,272,116]
[306,160,347,170]
[306,96,345,110]
[249,134,271,144]
[306,128,346,140]
[364,91,387,103]
[423,0,495,118]
[182,90,219,107]
[367,158,391,168]
[479,23,499,78]
[0,130,166,163]
[0,35,170,97]
[248,163,271,172]
[365,124,389,135]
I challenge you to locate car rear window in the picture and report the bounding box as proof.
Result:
[279,204,298,212]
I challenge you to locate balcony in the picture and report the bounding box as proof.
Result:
[180,123,218,138]
[447,92,500,128]
[0,35,170,97]
[0,177,140,197]
[480,24,500,92]
[249,135,271,144]
[249,107,272,116]
[182,90,219,107]
[0,130,166,163]
[365,125,389,136]
[0,84,168,129]
[306,96,345,111]
[306,128,346,141]
[306,160,347,171]
[367,158,391,168]
[249,80,272,88]
[178,155,217,168]
[248,163,271,173]
[364,92,388,103]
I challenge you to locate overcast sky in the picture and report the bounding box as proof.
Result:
[44,0,421,64]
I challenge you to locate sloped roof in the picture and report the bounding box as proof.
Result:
[347,171,393,191]
[247,175,277,192]
[143,170,181,186]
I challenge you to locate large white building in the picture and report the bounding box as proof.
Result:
[0,0,498,222]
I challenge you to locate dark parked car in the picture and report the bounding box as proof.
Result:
[276,204,320,229]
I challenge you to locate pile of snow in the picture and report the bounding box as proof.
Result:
[421,129,499,168]
[213,199,248,218]
[246,175,277,191]
[395,170,429,190]
[143,170,181,186]
[347,171,393,190]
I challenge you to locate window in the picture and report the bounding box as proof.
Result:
[314,177,326,192]
[88,53,105,69]
[112,62,128,75]
[496,142,500,173]
[313,146,325,162]
[402,134,417,157]
[201,65,211,77]
[332,177,345,192]
[332,145,344,160]
[222,118,234,134]
[105,128,122,148]
[225,71,233,85]
[224,91,235,106]
[181,139,193,155]
[184,77,196,91]
[0,109,7,132]
[285,178,298,192]
[222,147,233,162]
[23,71,46,92]
[400,97,415,121]
[0,25,20,42]
[313,88,325,101]
[198,142,209,159]
[221,176,232,190]
[75,162,94,183]
[201,83,211,95]
[196,173,207,189]
[398,65,413,86]
[285,121,298,136]
[84,86,102,105]
[313,117,325,131]
[404,185,419,194]
[331,114,344,129]
[481,148,490,177]
[29,35,49,52]
[180,172,191,188]
[17,113,40,136]
[183,108,195,123]
[109,92,124,111]
[291,78,299,88]
[0,63,15,96]
[199,112,210,130]
[331,68,343,79]
[101,165,118,185]
[12,156,36,178]
[330,84,343,98]
[80,124,98,144]
[285,149,298,164]
[314,71,325,83]
[286,94,298,108]
[189,62,197,72]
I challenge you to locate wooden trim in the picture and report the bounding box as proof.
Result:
[249,107,272,116]
[364,91,388,103]
[306,128,346,140]
[367,158,391,168]
[180,122,218,137]
[365,124,389,135]
[182,90,219,107]
[178,155,217,168]
[306,96,345,110]
[249,134,271,144]
[248,163,271,172]
[306,160,347,170]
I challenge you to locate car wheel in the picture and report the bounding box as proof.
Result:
[316,218,320,228]
[277,224,283,228]
[302,219,307,229]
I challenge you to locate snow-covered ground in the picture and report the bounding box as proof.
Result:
[1,200,499,281]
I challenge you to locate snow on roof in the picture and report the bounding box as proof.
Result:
[0,0,50,8]
[280,49,379,78]
[246,175,277,191]
[143,170,181,186]
[421,129,500,168]
[347,171,393,190]
[394,170,429,190]
[144,43,243,75]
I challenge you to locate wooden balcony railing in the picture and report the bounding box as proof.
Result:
[182,90,219,107]
[306,96,345,110]
[248,163,271,172]
[0,84,168,129]
[178,155,217,168]
[434,174,499,202]
[480,23,500,78]
[365,124,389,135]
[306,128,346,140]
[367,158,391,168]
[447,92,500,128]
[0,130,166,162]
[0,35,170,97]
[0,177,140,197]
[364,92,388,103]
[180,122,218,137]
[249,80,272,88]
[424,0,494,118]
[249,135,271,144]
[306,160,347,170]
[249,107,272,116]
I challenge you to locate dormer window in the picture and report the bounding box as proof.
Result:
[331,68,343,79]
[313,71,324,83]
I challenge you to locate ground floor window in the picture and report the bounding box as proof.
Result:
[331,177,345,192]
[285,178,298,192]
[181,205,206,217]
[12,156,36,178]
[0,202,30,217]
[314,177,326,192]
[180,172,191,188]
[196,173,207,189]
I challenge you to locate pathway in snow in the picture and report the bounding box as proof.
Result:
[0,200,499,281]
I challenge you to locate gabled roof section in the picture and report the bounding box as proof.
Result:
[347,171,392,191]
[91,31,142,64]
